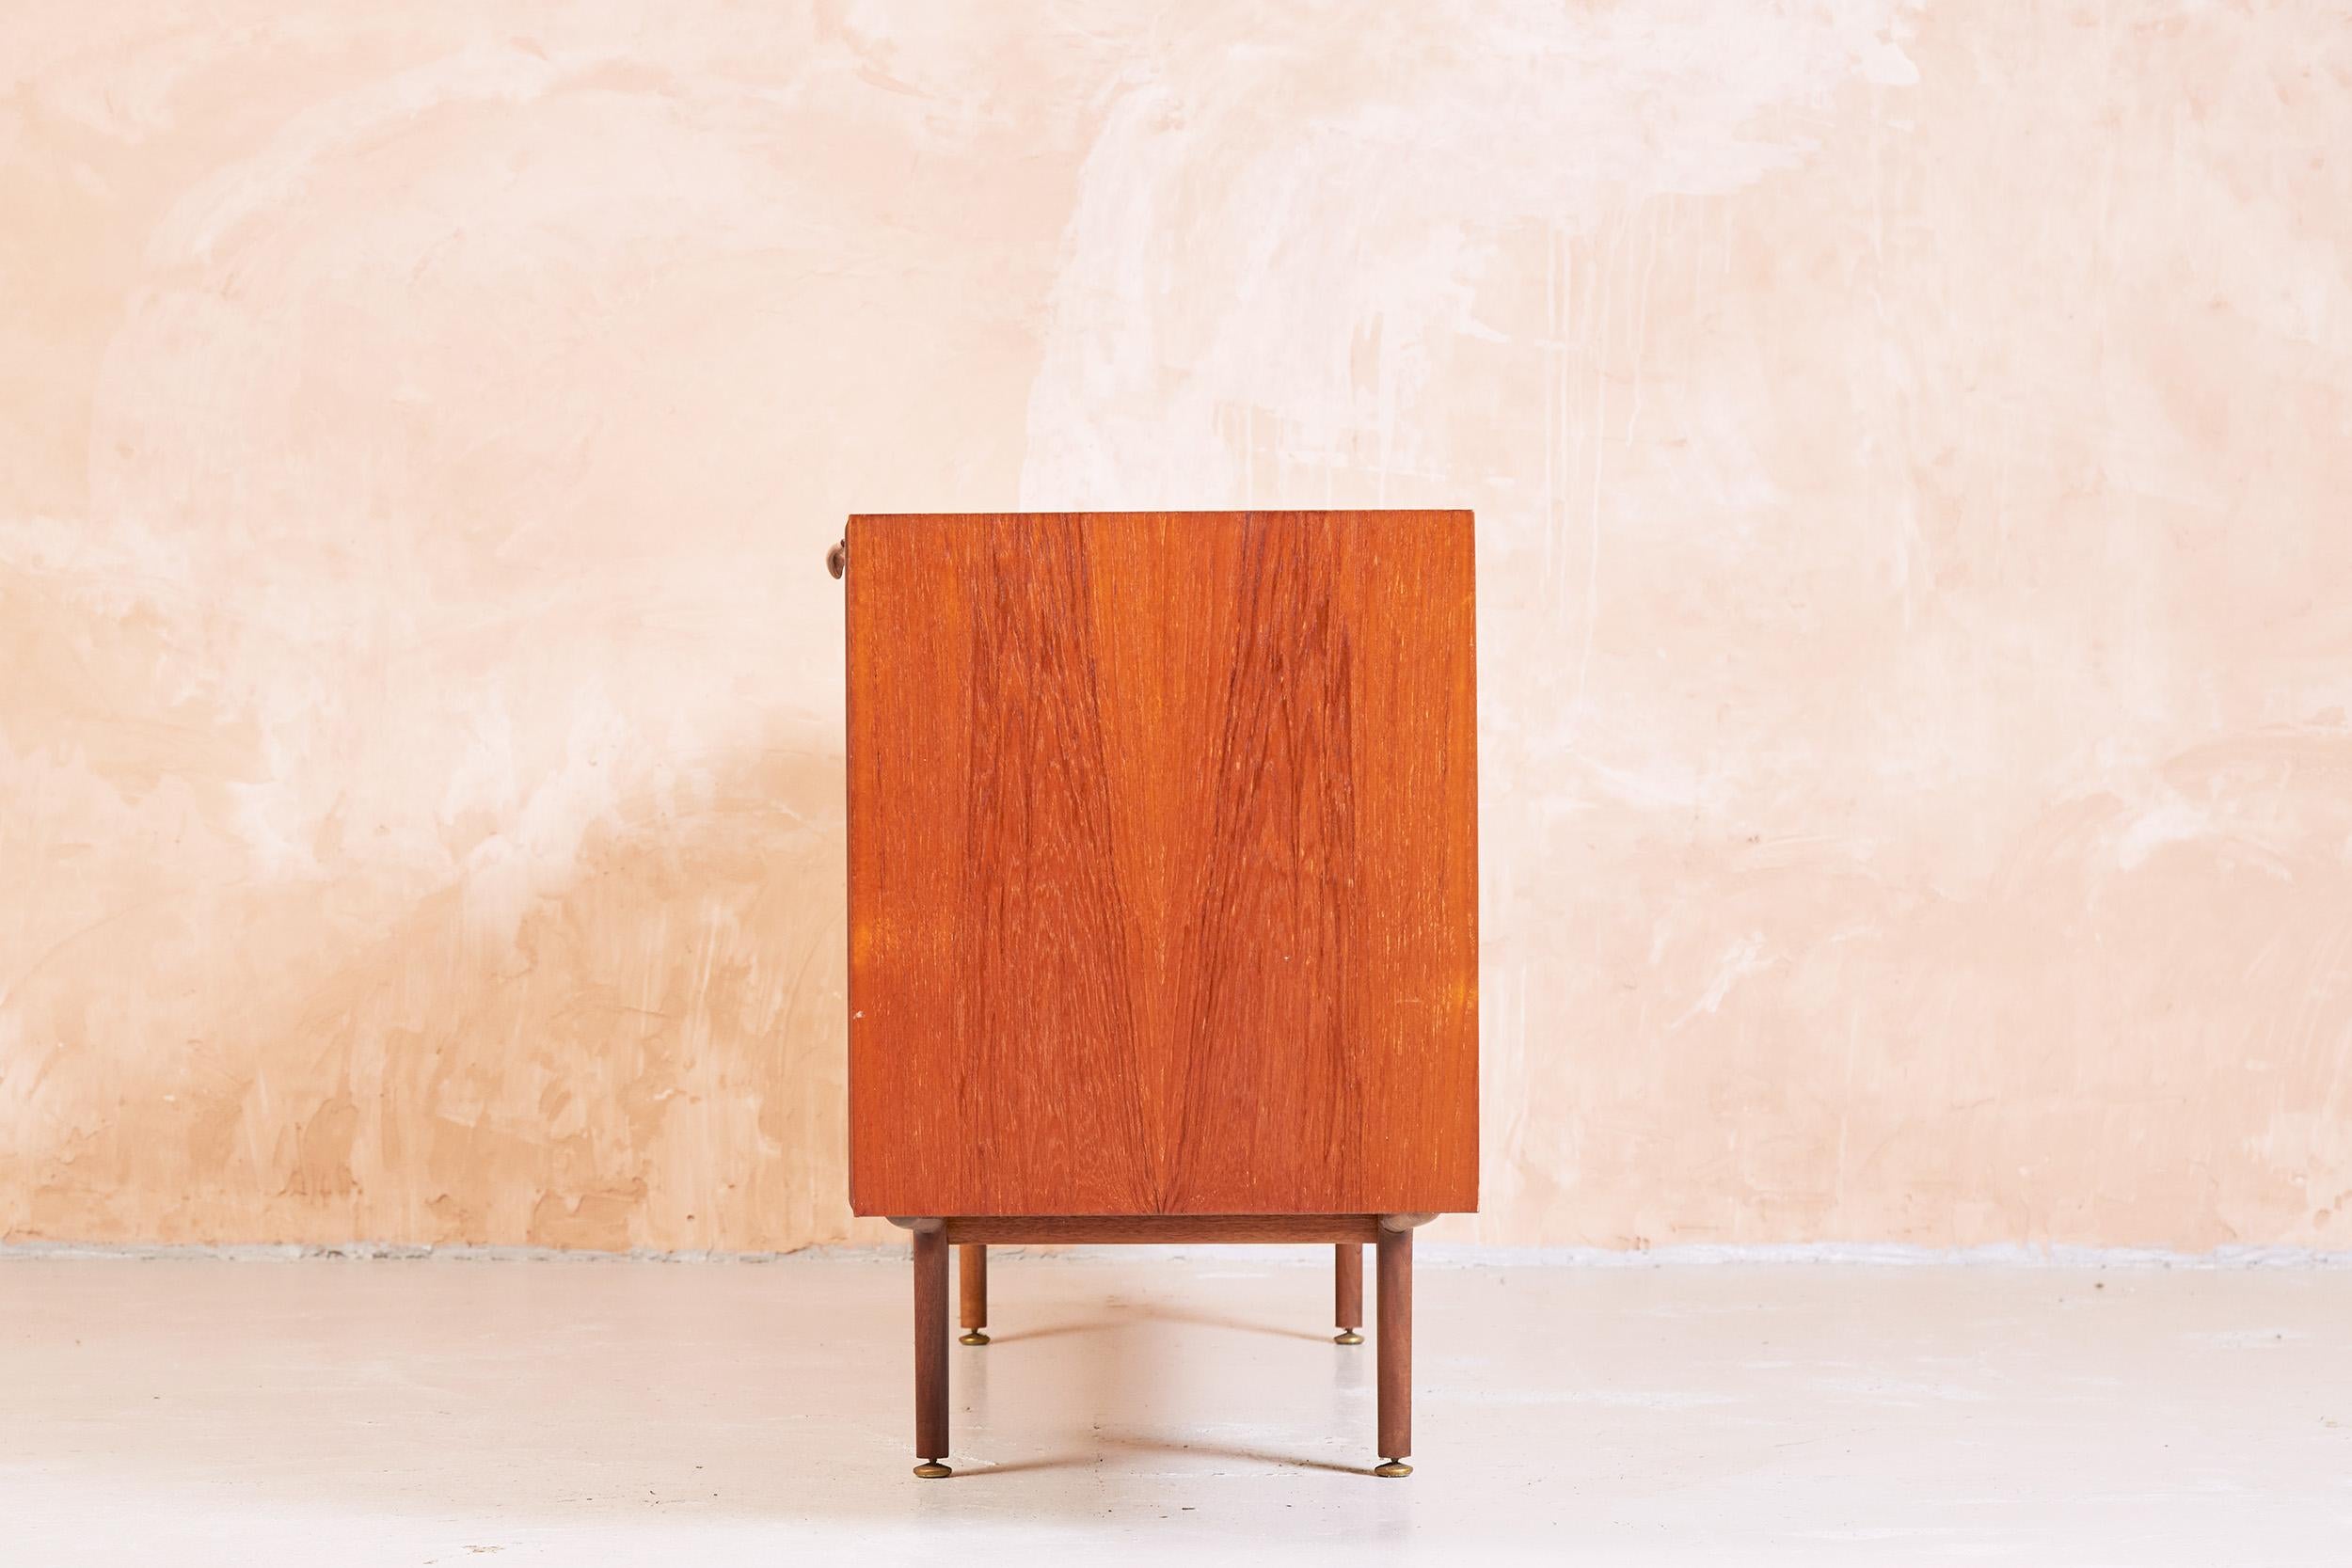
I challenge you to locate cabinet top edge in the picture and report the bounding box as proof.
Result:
[846,508,1473,523]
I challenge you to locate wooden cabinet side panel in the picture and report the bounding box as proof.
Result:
[847,511,1477,1216]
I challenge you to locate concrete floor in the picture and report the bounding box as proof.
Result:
[1,1252,2346,1565]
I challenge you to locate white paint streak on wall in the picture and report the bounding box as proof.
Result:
[1019,1,1915,509]
[1673,935,1774,1030]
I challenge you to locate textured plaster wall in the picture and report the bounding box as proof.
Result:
[4,2,2349,1252]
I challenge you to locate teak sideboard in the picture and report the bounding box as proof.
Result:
[836,509,1477,1479]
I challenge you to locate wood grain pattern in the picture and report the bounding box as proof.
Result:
[939,1213,1383,1244]
[847,511,1477,1217]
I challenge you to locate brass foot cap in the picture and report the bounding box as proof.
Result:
[960,1330,990,1345]
[1374,1460,1413,1479]
[913,1461,953,1479]
[1334,1329,1363,1345]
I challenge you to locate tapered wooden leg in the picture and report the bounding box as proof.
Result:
[1333,1243,1363,1343]
[959,1243,990,1344]
[913,1225,950,1477]
[1375,1225,1412,1477]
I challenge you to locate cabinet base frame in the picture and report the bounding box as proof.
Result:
[885,1212,1434,1479]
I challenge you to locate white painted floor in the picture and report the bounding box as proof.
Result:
[1,1252,2346,1565]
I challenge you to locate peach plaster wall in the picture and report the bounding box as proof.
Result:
[3,2,2348,1253]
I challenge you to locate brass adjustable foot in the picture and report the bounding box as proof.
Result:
[960,1329,990,1345]
[1374,1460,1412,1479]
[913,1461,952,1479]
[1334,1328,1363,1344]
